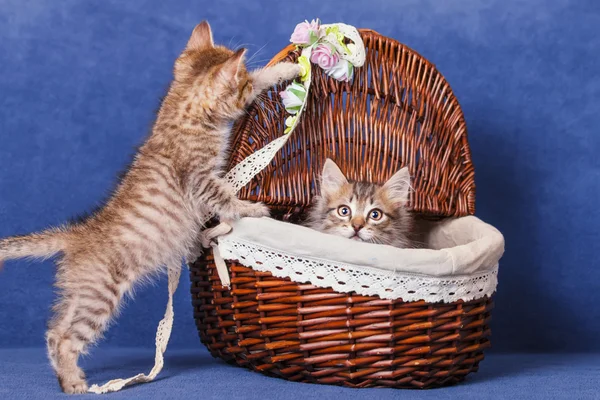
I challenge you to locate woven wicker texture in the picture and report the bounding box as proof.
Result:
[230,28,474,217]
[190,29,490,389]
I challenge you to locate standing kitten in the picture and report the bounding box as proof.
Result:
[305,159,414,248]
[0,21,300,394]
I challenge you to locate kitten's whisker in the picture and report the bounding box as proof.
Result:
[235,43,253,51]
[246,42,269,65]
[247,61,273,70]
[409,239,428,249]
[247,58,272,65]
[261,100,279,115]
[378,237,394,246]
[228,36,236,48]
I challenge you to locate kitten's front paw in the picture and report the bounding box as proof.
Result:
[219,199,270,221]
[268,62,302,84]
[279,62,302,80]
[240,201,270,218]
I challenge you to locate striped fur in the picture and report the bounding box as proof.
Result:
[305,159,414,248]
[0,21,300,394]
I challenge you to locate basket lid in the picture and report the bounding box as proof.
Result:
[229,29,475,218]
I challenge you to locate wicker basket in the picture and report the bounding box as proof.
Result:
[189,29,492,389]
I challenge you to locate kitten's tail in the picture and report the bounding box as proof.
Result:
[0,228,67,268]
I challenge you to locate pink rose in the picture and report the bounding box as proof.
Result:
[290,19,320,45]
[310,44,339,70]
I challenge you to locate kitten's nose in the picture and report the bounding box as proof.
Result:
[352,224,363,233]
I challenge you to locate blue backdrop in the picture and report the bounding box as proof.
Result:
[0,0,598,354]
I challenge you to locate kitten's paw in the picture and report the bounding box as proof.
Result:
[219,200,270,221]
[59,376,89,394]
[240,201,270,218]
[277,62,302,81]
[264,62,302,85]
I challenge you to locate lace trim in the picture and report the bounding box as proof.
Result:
[224,135,291,194]
[88,265,181,393]
[218,237,498,303]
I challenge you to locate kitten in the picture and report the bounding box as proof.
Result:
[305,159,414,248]
[0,21,300,394]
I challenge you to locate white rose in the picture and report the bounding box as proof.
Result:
[325,60,354,82]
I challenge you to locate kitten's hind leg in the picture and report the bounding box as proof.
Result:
[46,328,88,394]
[47,265,123,394]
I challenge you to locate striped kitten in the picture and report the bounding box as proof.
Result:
[305,159,414,248]
[0,21,300,394]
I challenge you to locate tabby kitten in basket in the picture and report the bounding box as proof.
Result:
[305,159,414,248]
[0,21,300,394]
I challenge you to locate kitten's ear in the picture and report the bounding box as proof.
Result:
[186,21,214,51]
[320,158,348,197]
[383,167,411,207]
[220,48,247,83]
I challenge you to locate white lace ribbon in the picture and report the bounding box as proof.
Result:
[88,22,366,393]
[203,222,234,287]
[88,265,181,394]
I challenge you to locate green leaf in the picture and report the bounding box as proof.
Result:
[289,88,306,100]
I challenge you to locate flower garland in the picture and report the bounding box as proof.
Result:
[279,19,366,134]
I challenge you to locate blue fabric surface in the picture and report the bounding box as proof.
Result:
[0,0,599,358]
[0,348,598,399]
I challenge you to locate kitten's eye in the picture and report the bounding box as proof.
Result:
[369,209,383,221]
[337,206,351,218]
